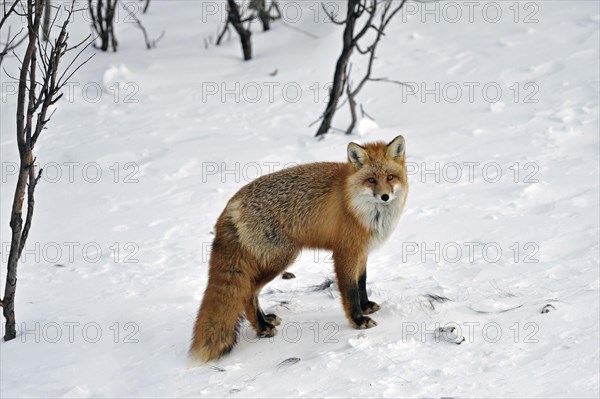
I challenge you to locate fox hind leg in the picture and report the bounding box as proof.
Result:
[256,246,299,327]
[258,301,281,326]
[245,294,278,337]
[257,270,283,327]
[244,245,298,337]
[256,297,280,337]
[244,268,284,338]
[263,312,281,326]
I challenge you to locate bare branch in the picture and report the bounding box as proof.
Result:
[226,0,252,60]
[355,42,371,55]
[352,0,378,43]
[384,0,408,27]
[321,2,346,25]
[3,5,93,342]
[66,33,93,52]
[216,19,230,45]
[89,0,117,51]
[18,161,42,258]
[120,1,163,49]
[0,0,20,31]
[3,0,44,343]
[267,0,281,20]
[317,0,408,136]
[369,77,409,86]
[55,51,93,89]
[0,26,26,67]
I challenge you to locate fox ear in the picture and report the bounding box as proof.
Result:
[386,135,405,160]
[347,142,369,168]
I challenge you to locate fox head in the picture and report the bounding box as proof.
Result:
[346,135,408,206]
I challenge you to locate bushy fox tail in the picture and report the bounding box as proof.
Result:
[189,237,253,363]
[189,275,247,362]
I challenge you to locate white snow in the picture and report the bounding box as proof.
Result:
[102,64,133,93]
[0,1,598,398]
[356,116,380,136]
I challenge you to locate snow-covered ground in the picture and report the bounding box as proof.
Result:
[1,1,598,397]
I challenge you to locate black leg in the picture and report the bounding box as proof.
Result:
[358,271,369,305]
[255,297,281,329]
[333,250,377,329]
[346,283,377,329]
[358,270,380,315]
[256,307,272,331]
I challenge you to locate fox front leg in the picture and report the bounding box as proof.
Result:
[334,251,377,329]
[358,270,380,315]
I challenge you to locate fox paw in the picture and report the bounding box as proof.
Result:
[257,325,278,338]
[361,301,380,315]
[264,313,281,326]
[352,316,377,329]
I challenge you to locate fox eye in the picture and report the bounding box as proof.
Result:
[387,175,394,181]
[368,177,376,184]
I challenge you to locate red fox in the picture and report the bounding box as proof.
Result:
[190,135,408,362]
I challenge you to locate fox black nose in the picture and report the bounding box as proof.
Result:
[381,194,389,202]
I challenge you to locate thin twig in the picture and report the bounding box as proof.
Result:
[121,1,163,49]
[321,2,346,25]
[0,0,20,30]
